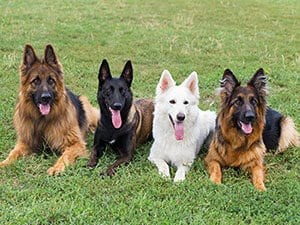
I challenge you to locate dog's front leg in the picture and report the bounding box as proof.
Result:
[206,160,222,184]
[0,141,32,167]
[174,162,192,182]
[47,140,87,175]
[106,132,134,176]
[87,128,106,168]
[251,164,266,191]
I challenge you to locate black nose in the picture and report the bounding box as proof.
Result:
[245,110,256,122]
[176,113,185,122]
[113,103,122,110]
[41,93,51,104]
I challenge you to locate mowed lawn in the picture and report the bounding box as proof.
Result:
[0,0,299,224]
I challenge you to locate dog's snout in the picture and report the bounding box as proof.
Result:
[41,92,51,104]
[245,110,255,122]
[176,113,185,122]
[112,103,122,110]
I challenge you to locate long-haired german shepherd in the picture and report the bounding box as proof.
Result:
[0,44,99,175]
[87,59,154,176]
[205,68,299,191]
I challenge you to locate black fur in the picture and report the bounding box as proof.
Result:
[88,59,136,176]
[67,89,86,129]
[263,107,283,151]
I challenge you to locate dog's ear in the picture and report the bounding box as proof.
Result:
[21,44,39,74]
[248,68,267,97]
[182,71,199,97]
[120,60,133,87]
[44,44,62,72]
[220,69,240,96]
[98,59,112,85]
[156,70,175,96]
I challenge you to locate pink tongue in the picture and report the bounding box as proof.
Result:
[110,109,122,129]
[241,122,253,134]
[39,104,50,115]
[174,122,184,140]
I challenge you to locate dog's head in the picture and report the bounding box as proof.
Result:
[155,70,199,140]
[219,68,267,135]
[20,44,64,116]
[97,59,133,129]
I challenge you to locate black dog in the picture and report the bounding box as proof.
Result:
[87,59,154,176]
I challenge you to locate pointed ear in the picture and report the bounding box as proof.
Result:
[248,68,267,96]
[120,60,133,87]
[44,44,61,69]
[21,44,39,74]
[220,69,240,96]
[156,70,175,96]
[182,71,199,97]
[98,59,112,85]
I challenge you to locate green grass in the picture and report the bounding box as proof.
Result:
[0,0,299,224]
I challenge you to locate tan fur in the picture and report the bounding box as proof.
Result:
[205,110,267,191]
[276,116,300,154]
[131,98,154,146]
[205,78,267,191]
[0,44,99,175]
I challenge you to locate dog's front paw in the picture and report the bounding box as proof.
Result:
[106,167,116,177]
[210,174,222,184]
[174,172,186,182]
[254,181,266,192]
[47,165,64,175]
[87,159,98,168]
[158,167,170,178]
[0,161,8,167]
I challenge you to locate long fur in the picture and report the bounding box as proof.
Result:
[205,68,299,191]
[0,44,99,175]
[205,68,268,191]
[148,70,216,182]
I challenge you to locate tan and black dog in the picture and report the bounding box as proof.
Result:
[87,59,154,176]
[0,44,99,175]
[205,68,299,191]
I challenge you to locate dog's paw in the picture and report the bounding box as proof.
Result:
[86,160,98,168]
[47,166,64,175]
[254,181,267,192]
[158,167,170,178]
[106,167,116,177]
[174,173,186,182]
[210,175,221,184]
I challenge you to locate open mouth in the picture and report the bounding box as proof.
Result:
[38,104,51,115]
[169,114,184,140]
[109,107,122,129]
[238,121,253,135]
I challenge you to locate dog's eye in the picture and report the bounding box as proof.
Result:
[119,87,126,96]
[31,77,41,86]
[169,100,176,104]
[234,97,243,106]
[48,77,55,86]
[250,97,257,106]
[104,87,113,96]
[183,100,189,105]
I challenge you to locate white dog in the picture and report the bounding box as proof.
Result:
[148,70,216,182]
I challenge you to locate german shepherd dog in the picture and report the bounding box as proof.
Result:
[87,59,154,176]
[205,68,299,191]
[0,44,99,175]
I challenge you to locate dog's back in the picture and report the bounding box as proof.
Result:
[132,99,154,146]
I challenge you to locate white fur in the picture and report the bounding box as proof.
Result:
[148,70,216,182]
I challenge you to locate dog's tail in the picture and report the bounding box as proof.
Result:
[276,116,300,154]
[79,96,100,133]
